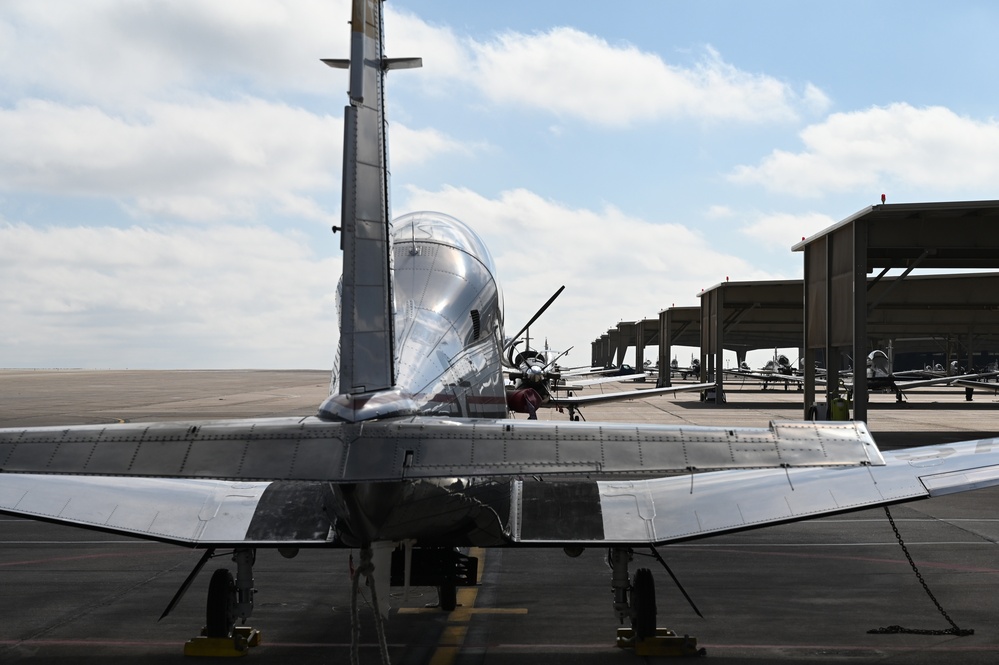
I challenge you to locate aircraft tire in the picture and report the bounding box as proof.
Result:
[438,583,457,612]
[630,567,657,641]
[205,568,237,638]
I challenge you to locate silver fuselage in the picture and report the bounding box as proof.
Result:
[320,211,507,422]
[319,211,511,546]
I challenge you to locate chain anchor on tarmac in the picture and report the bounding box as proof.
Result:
[867,506,974,637]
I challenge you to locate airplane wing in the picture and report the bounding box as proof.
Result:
[951,378,999,393]
[0,474,333,546]
[559,366,604,377]
[512,438,999,544]
[723,370,806,384]
[550,381,717,408]
[0,416,879,547]
[890,371,999,390]
[561,373,648,387]
[3,417,999,549]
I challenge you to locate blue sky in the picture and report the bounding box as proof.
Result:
[3,1,999,370]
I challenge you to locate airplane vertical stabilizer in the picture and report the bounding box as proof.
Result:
[325,0,419,396]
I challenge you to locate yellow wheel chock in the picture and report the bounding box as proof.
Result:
[184,626,261,657]
[616,627,705,657]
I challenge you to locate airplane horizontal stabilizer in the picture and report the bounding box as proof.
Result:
[0,417,882,484]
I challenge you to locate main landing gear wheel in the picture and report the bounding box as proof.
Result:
[438,582,457,611]
[630,567,657,641]
[205,568,237,638]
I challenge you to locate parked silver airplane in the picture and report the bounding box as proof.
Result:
[504,314,715,421]
[846,350,999,403]
[4,1,999,659]
[725,352,805,391]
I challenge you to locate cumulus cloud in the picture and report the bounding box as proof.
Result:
[467,33,824,126]
[365,8,829,127]
[0,2,830,369]
[0,223,340,368]
[0,98,339,220]
[0,0,351,105]
[730,103,999,196]
[740,211,836,250]
[398,185,783,358]
[0,99,471,223]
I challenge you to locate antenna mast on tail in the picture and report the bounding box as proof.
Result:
[323,0,421,396]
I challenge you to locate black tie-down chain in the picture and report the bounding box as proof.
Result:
[867,506,974,636]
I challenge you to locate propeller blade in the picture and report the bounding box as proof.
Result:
[504,285,565,352]
[543,346,574,371]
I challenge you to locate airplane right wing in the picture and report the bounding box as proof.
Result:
[512,438,999,544]
[896,371,999,390]
[952,378,999,393]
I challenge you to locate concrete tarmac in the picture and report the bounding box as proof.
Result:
[2,369,999,664]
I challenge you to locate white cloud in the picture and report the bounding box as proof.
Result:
[0,0,351,105]
[0,98,340,219]
[389,123,483,167]
[398,185,782,357]
[731,103,999,196]
[0,99,472,223]
[467,33,822,126]
[387,9,470,85]
[706,205,735,219]
[740,211,836,250]
[0,223,340,368]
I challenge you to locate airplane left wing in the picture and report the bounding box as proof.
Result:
[565,373,648,386]
[0,475,333,546]
[550,381,717,409]
[724,369,806,384]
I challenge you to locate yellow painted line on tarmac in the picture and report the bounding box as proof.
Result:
[398,607,528,616]
[421,547,527,665]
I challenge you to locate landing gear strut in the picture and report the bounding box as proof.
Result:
[608,547,705,657]
[608,548,657,638]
